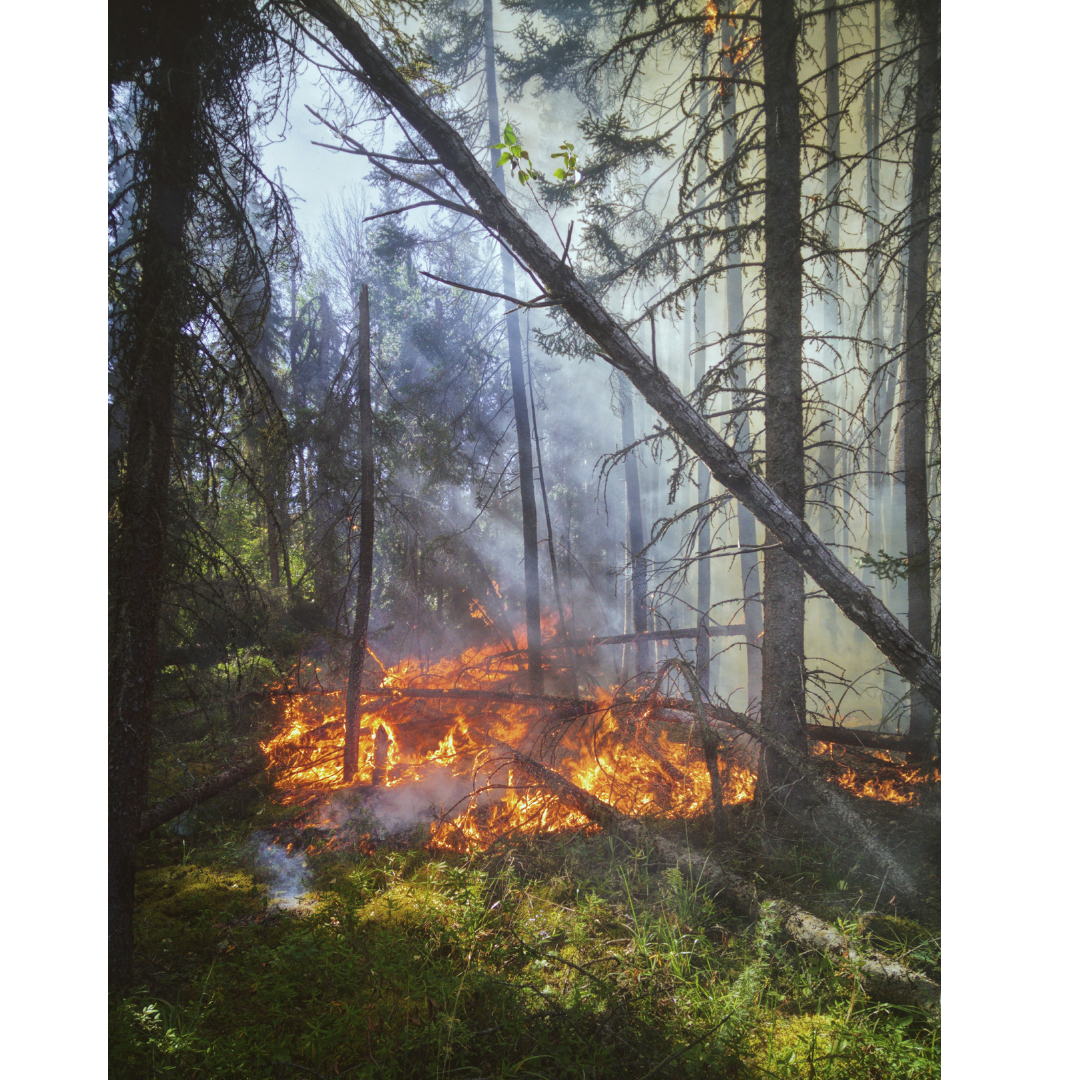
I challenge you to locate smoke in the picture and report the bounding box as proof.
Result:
[312,767,484,842]
[251,832,311,908]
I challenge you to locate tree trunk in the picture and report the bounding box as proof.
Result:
[343,284,376,781]
[758,0,809,812]
[619,375,649,680]
[901,0,940,760]
[108,47,200,990]
[693,41,713,695]
[483,0,542,693]
[864,0,885,584]
[720,16,764,712]
[298,0,941,714]
[816,0,840,561]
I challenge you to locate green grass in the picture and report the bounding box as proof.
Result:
[113,819,939,1079]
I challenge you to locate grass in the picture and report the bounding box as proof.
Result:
[112,801,940,1080]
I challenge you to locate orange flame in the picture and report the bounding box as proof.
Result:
[262,630,933,848]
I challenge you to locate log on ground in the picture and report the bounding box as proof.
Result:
[478,734,938,1012]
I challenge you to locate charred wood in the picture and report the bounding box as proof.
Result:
[480,736,938,1011]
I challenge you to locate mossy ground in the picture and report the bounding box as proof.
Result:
[112,791,939,1080]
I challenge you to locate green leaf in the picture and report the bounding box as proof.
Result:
[503,123,517,145]
[518,171,528,184]
[553,168,566,180]
[495,151,511,168]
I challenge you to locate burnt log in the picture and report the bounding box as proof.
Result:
[480,735,938,1011]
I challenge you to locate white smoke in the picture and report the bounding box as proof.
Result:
[251,832,311,909]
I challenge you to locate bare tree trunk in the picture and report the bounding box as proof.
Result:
[483,0,542,693]
[817,0,841,560]
[109,46,200,990]
[692,41,714,695]
[758,0,809,812]
[298,0,941,713]
[619,375,649,679]
[720,16,763,712]
[901,0,940,761]
[864,0,886,585]
[343,284,376,781]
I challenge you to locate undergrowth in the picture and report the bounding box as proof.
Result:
[112,816,939,1079]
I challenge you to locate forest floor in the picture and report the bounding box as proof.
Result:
[110,771,940,1080]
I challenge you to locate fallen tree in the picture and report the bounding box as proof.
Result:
[479,734,939,1011]
[290,0,940,715]
[138,756,264,841]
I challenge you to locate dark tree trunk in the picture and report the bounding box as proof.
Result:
[297,0,941,714]
[901,0,940,760]
[344,284,376,781]
[483,0,543,693]
[758,0,809,811]
[109,47,200,990]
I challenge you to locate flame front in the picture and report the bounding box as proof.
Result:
[263,629,930,848]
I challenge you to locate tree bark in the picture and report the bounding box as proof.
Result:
[483,0,543,693]
[296,0,941,715]
[901,0,940,760]
[109,46,200,990]
[758,0,809,811]
[343,284,377,781]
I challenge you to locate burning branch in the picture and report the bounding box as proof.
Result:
[477,734,938,1011]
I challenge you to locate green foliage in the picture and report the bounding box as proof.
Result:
[550,141,581,185]
[113,832,940,1079]
[857,549,912,585]
[492,122,544,184]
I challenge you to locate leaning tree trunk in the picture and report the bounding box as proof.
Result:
[296,0,941,715]
[901,0,940,761]
[720,15,764,712]
[483,0,542,693]
[343,284,376,781]
[109,47,200,990]
[758,0,809,811]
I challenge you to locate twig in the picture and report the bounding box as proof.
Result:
[417,270,556,309]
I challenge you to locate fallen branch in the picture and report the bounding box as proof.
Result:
[479,736,938,1011]
[138,757,264,841]
[648,700,922,902]
[804,725,926,753]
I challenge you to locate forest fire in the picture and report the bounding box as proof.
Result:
[262,633,931,851]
